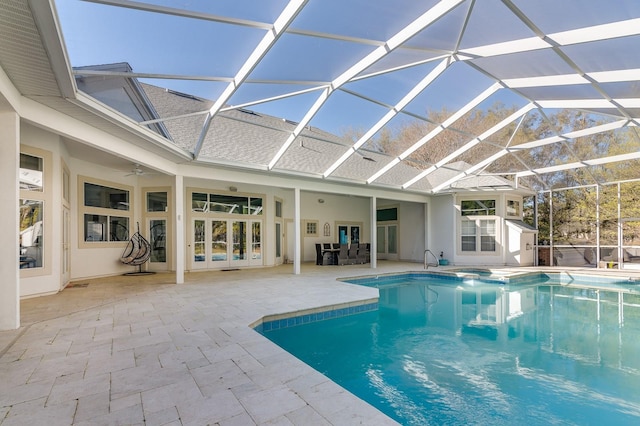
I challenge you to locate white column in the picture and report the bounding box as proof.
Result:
[175,175,184,284]
[294,187,301,275]
[0,112,20,329]
[370,196,377,269]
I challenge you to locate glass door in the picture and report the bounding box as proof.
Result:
[211,220,228,264]
[376,224,398,260]
[231,220,247,266]
[275,222,282,264]
[149,219,167,271]
[251,221,262,265]
[62,206,70,286]
[192,219,207,269]
[193,219,262,269]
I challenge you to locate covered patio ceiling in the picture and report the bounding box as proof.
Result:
[51,0,640,193]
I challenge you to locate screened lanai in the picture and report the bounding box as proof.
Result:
[45,0,640,268]
[0,0,627,273]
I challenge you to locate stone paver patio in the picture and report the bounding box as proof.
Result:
[0,262,417,425]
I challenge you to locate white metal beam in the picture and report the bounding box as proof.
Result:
[516,151,640,177]
[82,0,273,29]
[267,0,466,170]
[432,119,631,192]
[322,58,452,178]
[402,103,535,188]
[460,18,640,58]
[367,82,501,184]
[193,0,309,158]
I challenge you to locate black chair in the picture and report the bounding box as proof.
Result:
[323,243,335,265]
[315,243,323,265]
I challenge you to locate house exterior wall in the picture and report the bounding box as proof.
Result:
[429,195,455,265]
[397,201,426,263]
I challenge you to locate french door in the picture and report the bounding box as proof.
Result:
[61,206,70,286]
[376,224,398,260]
[191,218,262,269]
[148,218,168,271]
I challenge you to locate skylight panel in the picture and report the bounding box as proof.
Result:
[226,85,324,124]
[292,0,441,41]
[516,85,603,102]
[470,49,573,80]
[403,0,470,52]
[517,0,640,33]
[403,61,494,119]
[561,35,640,73]
[57,1,264,76]
[457,0,540,50]
[141,79,227,104]
[113,0,290,23]
[357,48,449,78]
[309,90,390,136]
[248,33,376,83]
[343,61,443,107]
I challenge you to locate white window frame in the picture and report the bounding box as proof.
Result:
[79,176,133,248]
[458,198,498,254]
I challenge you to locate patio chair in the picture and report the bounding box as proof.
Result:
[353,243,367,264]
[323,243,336,265]
[337,244,350,265]
[348,244,360,264]
[315,243,323,265]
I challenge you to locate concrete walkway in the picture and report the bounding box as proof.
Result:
[0,262,418,425]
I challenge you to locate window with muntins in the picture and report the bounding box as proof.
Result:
[460,199,497,253]
[81,179,132,243]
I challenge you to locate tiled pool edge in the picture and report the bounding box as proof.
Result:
[252,298,379,333]
[340,269,640,287]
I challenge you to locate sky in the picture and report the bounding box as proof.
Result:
[53,0,638,138]
[55,0,530,136]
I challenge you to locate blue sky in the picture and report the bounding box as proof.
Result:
[55,0,528,135]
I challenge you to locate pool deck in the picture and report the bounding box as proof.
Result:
[2,262,640,425]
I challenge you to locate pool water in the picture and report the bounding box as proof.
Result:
[261,274,640,425]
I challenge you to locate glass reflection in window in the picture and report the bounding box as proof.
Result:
[20,153,43,192]
[147,192,168,212]
[20,199,43,268]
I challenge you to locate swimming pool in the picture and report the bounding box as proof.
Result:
[259,272,640,425]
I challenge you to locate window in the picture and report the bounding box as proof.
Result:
[507,199,520,217]
[84,214,129,241]
[191,192,263,215]
[20,153,43,192]
[62,163,70,204]
[84,182,129,210]
[81,178,132,244]
[20,199,43,268]
[377,207,398,221]
[461,199,495,216]
[480,220,496,251]
[275,199,282,218]
[461,219,476,251]
[19,148,49,273]
[147,191,168,212]
[305,221,318,236]
[460,199,497,253]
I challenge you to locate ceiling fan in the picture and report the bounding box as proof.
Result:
[125,163,154,177]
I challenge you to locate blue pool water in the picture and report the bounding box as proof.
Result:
[260,273,640,425]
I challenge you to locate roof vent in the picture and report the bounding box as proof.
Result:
[238,108,260,117]
[166,89,201,101]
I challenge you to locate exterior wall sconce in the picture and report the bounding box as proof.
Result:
[526,242,532,250]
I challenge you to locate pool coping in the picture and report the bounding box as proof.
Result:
[251,298,379,333]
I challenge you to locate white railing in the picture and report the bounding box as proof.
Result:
[424,249,439,269]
